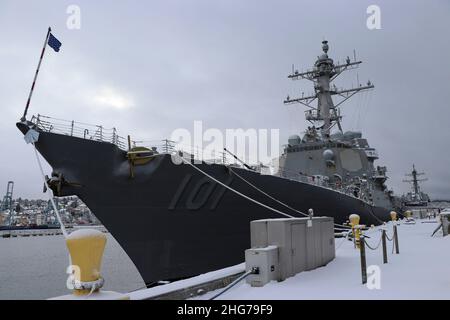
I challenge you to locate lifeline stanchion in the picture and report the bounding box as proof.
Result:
[360,235,367,285]
[393,225,400,254]
[390,211,400,254]
[382,229,388,264]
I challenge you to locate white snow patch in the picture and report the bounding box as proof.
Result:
[130,219,450,300]
[197,219,450,300]
[129,264,245,300]
[66,228,105,240]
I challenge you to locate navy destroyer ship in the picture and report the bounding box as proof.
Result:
[402,165,430,207]
[17,41,394,285]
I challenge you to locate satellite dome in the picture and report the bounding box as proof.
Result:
[343,131,362,140]
[323,149,335,161]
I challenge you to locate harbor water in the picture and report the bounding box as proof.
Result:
[0,233,145,300]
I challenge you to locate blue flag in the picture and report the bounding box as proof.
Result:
[48,33,62,52]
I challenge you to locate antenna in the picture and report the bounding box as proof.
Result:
[223,148,254,171]
[403,164,428,195]
[284,40,374,138]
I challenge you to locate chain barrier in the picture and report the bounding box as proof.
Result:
[364,232,383,251]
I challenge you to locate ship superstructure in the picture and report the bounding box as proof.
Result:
[280,41,394,209]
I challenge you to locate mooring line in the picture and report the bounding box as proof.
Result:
[229,167,308,217]
[32,142,68,238]
[179,156,295,219]
[229,167,351,229]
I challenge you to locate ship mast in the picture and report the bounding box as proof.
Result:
[403,164,427,195]
[284,40,374,139]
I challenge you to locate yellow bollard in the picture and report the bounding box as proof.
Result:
[354,225,362,249]
[66,229,107,296]
[349,214,360,228]
[49,229,130,300]
[390,211,397,222]
[349,214,360,248]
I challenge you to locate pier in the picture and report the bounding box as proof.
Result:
[126,215,450,300]
[0,225,108,238]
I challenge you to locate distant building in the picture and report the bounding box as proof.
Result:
[0,212,6,225]
[35,214,44,226]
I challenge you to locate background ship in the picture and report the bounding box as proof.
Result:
[17,41,393,286]
[402,164,430,207]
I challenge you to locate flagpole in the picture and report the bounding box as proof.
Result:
[21,27,52,121]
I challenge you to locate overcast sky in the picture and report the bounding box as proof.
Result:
[0,0,449,200]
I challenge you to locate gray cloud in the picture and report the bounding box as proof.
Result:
[0,0,449,199]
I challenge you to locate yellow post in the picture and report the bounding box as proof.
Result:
[349,214,361,248]
[349,214,360,228]
[66,229,107,296]
[49,229,129,299]
[390,211,397,222]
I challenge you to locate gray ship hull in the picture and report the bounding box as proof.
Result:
[17,123,391,285]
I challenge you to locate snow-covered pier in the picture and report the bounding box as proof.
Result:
[129,218,450,300]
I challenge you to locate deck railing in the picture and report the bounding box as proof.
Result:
[29,115,251,167]
[31,114,128,150]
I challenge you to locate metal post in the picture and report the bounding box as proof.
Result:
[70,120,74,136]
[360,236,367,284]
[382,229,388,264]
[22,27,52,121]
[393,225,399,254]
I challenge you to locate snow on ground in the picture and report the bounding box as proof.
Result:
[129,264,245,300]
[130,219,450,300]
[198,219,450,300]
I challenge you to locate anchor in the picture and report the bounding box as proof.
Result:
[43,172,82,196]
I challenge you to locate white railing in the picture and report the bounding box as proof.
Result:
[31,114,128,150]
[30,114,258,168]
[365,149,379,159]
